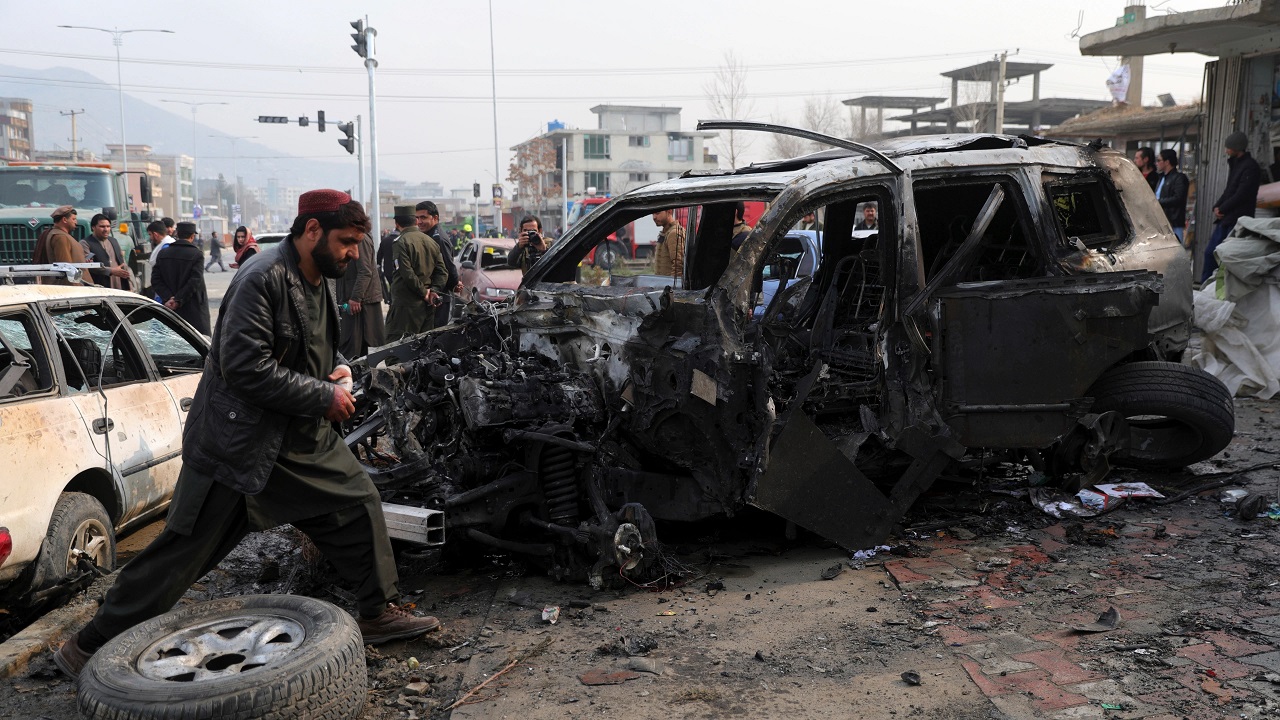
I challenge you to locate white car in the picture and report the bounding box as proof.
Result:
[0,284,207,606]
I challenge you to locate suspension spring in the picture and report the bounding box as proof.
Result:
[539,444,579,526]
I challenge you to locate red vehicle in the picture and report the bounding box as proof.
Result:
[457,237,521,303]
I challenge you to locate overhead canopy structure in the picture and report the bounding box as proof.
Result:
[1079,0,1280,57]
[897,98,1109,128]
[940,61,1053,82]
[842,96,947,134]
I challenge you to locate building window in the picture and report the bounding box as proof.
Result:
[584,172,610,193]
[584,134,610,159]
[628,136,650,148]
[668,135,692,161]
[628,173,650,183]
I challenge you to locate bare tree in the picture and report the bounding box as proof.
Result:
[767,114,807,159]
[704,51,755,169]
[802,97,844,146]
[507,136,562,219]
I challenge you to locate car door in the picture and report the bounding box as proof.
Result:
[113,299,208,516]
[44,300,185,526]
[0,305,87,584]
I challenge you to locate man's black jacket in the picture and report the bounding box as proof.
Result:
[1214,152,1262,225]
[1156,170,1190,228]
[152,240,210,334]
[181,237,345,495]
[428,227,459,289]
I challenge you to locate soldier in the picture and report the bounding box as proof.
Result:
[54,189,441,679]
[384,205,447,341]
[652,208,686,280]
[415,201,462,325]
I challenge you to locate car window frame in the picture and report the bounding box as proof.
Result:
[0,303,58,404]
[1042,169,1131,252]
[41,298,153,391]
[110,298,209,379]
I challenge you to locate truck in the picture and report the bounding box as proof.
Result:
[0,162,153,289]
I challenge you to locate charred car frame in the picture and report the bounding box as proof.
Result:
[346,126,1234,587]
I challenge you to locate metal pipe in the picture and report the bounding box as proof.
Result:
[464,528,555,556]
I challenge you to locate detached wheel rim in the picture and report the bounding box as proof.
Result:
[67,518,111,574]
[1122,414,1204,460]
[135,614,306,682]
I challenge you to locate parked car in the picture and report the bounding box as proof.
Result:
[345,128,1232,589]
[253,232,288,246]
[457,237,521,304]
[0,282,208,607]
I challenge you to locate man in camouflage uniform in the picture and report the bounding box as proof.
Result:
[384,205,447,341]
[652,208,685,280]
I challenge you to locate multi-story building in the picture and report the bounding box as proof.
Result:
[510,105,718,227]
[105,144,164,214]
[0,98,34,161]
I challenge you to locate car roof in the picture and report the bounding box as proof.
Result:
[0,284,152,307]
[476,237,516,249]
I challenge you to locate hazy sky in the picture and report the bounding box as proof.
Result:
[0,0,1220,192]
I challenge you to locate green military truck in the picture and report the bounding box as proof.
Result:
[0,161,152,289]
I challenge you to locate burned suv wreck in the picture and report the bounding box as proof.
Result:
[347,126,1233,588]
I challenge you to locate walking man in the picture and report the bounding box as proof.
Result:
[384,205,447,341]
[205,230,228,272]
[54,189,441,679]
[1202,131,1263,282]
[152,222,211,335]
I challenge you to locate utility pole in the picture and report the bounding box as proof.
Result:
[356,115,365,211]
[561,135,568,232]
[993,51,1008,134]
[60,109,85,160]
[488,0,501,232]
[351,17,380,241]
[162,100,228,220]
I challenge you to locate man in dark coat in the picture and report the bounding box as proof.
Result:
[1154,149,1190,245]
[1202,131,1264,282]
[84,213,133,291]
[415,201,461,326]
[336,232,385,357]
[376,226,399,302]
[54,189,441,680]
[151,222,211,335]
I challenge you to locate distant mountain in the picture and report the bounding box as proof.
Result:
[0,63,356,189]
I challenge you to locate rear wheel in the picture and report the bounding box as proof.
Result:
[593,241,628,270]
[1087,362,1235,469]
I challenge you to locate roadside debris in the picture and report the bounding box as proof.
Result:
[820,563,844,580]
[1071,606,1121,633]
[578,668,641,686]
[625,657,664,675]
[541,606,560,624]
[901,671,922,686]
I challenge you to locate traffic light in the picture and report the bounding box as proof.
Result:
[317,110,326,132]
[350,19,368,58]
[257,116,289,124]
[472,182,480,198]
[337,122,356,155]
[298,116,309,128]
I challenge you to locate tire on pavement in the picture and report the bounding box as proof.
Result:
[1086,361,1235,470]
[77,594,367,720]
[29,491,115,594]
[593,240,628,270]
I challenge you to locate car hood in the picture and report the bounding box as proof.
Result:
[480,267,523,289]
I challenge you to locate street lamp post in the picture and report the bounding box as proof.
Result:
[208,135,257,225]
[161,100,227,220]
[59,25,174,208]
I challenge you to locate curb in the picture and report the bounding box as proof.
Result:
[0,573,114,679]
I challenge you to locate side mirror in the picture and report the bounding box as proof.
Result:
[102,207,118,222]
[460,260,475,270]
[139,174,153,204]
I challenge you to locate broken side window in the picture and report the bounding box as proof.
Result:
[48,303,147,391]
[121,302,206,377]
[1046,176,1125,250]
[0,310,54,400]
[914,177,1041,284]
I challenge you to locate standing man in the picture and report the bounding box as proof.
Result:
[162,216,177,237]
[147,220,176,271]
[206,230,228,273]
[376,222,399,303]
[854,203,879,231]
[152,222,211,335]
[1154,149,1190,245]
[416,201,462,326]
[507,215,548,274]
[83,214,133,291]
[652,208,686,280]
[1202,131,1263,282]
[1133,148,1159,191]
[336,231,385,358]
[32,205,88,285]
[384,205,447,341]
[54,189,441,679]
[798,211,822,232]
